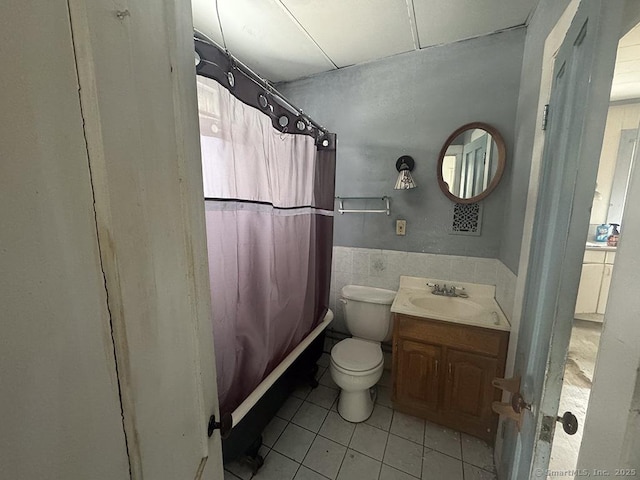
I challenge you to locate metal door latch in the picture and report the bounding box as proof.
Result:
[540,411,578,442]
[207,413,233,439]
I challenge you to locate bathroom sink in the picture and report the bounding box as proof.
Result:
[390,276,510,331]
[408,295,485,319]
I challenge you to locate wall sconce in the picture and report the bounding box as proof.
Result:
[394,155,417,190]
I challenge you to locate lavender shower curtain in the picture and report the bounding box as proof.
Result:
[196,74,335,416]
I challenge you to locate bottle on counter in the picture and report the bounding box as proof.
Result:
[607,223,620,247]
[595,224,610,242]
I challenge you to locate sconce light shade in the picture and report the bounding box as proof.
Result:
[394,155,417,190]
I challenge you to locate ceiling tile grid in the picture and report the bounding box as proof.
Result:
[191,0,539,83]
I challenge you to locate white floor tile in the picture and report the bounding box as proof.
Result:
[379,464,420,480]
[463,462,497,480]
[461,434,495,472]
[277,396,304,421]
[319,411,356,446]
[390,411,425,445]
[262,416,288,448]
[379,369,392,388]
[365,404,393,431]
[268,377,492,480]
[376,386,393,408]
[225,459,254,480]
[224,469,243,480]
[349,423,388,461]
[337,449,381,480]
[253,450,299,480]
[318,369,338,389]
[303,436,347,480]
[292,402,329,433]
[307,385,339,409]
[423,421,461,459]
[273,423,316,462]
[421,449,463,480]
[294,466,331,480]
[383,433,423,478]
[317,353,331,368]
[258,445,270,458]
[292,384,313,400]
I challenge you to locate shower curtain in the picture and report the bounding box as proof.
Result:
[196,71,335,417]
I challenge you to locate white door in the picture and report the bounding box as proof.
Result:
[502,2,624,478]
[0,2,131,478]
[67,1,223,479]
[461,135,487,198]
[1,1,222,478]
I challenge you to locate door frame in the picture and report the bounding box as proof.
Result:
[498,1,625,478]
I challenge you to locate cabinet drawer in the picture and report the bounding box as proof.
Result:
[396,314,505,357]
[583,250,606,263]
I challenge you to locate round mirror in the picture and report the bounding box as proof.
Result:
[437,122,506,204]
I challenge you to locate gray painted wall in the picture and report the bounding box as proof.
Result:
[498,0,572,274]
[279,28,526,259]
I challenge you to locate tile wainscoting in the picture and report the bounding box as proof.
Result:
[328,247,518,337]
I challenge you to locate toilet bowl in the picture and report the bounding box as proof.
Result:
[330,338,384,422]
[330,285,396,422]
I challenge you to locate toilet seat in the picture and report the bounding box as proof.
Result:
[331,338,383,373]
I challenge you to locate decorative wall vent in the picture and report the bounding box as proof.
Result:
[450,203,482,236]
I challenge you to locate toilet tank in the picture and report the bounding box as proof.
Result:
[341,285,397,342]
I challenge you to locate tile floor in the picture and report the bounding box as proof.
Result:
[224,353,497,480]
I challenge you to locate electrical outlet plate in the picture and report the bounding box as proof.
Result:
[396,219,406,235]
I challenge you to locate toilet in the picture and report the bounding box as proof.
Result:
[330,285,396,422]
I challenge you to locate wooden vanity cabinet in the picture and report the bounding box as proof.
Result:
[391,313,509,442]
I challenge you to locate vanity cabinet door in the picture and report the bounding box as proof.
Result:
[443,349,498,436]
[392,313,508,441]
[395,338,441,413]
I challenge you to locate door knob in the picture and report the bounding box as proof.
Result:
[207,413,233,439]
[511,392,531,414]
[557,411,578,435]
[491,376,528,431]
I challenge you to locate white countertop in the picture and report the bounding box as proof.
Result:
[585,241,617,252]
[390,276,511,332]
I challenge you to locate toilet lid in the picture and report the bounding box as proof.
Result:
[331,338,383,372]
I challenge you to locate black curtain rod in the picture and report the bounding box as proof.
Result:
[193,31,327,136]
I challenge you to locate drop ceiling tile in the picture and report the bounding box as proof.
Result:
[280,0,416,68]
[194,0,336,82]
[192,0,224,46]
[616,44,640,64]
[610,83,640,102]
[613,58,640,75]
[619,22,640,48]
[413,0,534,48]
[611,23,640,100]
[611,71,640,86]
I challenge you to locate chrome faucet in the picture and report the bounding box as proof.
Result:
[427,282,468,298]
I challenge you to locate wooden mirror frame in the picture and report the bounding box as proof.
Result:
[436,122,506,204]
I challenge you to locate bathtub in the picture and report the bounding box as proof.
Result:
[219,309,334,470]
